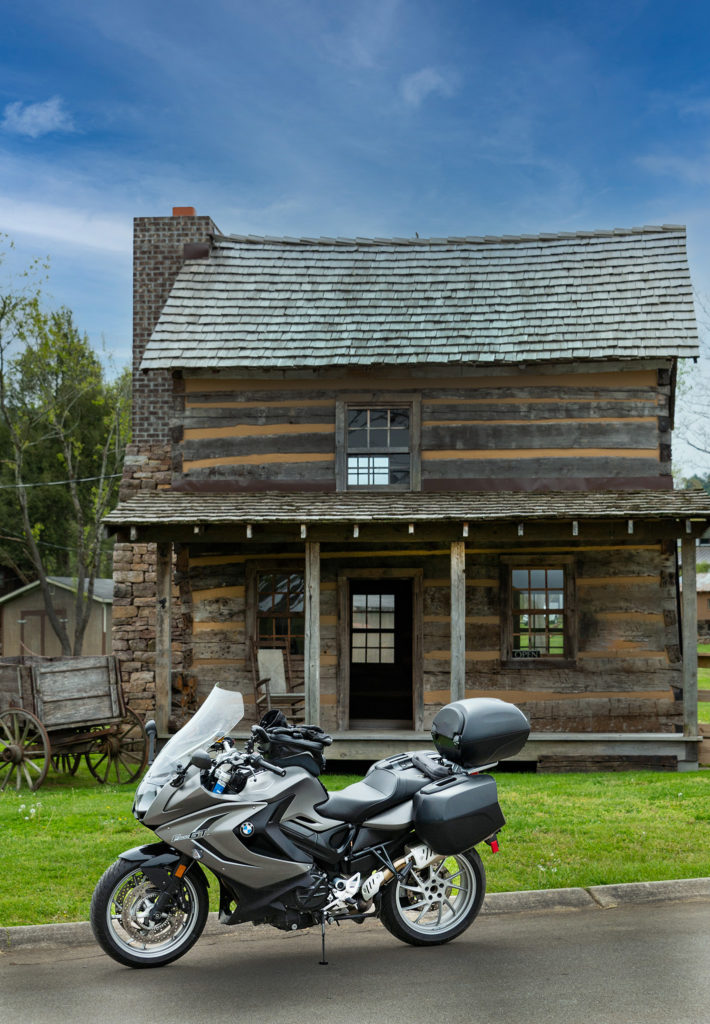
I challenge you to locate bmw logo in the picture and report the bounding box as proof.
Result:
[240,821,255,837]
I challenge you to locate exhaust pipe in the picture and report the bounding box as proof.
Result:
[360,844,440,902]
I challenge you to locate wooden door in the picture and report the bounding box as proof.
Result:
[348,579,413,727]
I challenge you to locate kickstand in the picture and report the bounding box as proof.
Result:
[319,912,328,966]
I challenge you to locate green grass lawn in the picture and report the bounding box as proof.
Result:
[1,764,709,927]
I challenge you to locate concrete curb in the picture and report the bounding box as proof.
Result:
[587,877,710,909]
[0,913,236,952]
[481,877,710,915]
[2,877,709,951]
[480,886,596,914]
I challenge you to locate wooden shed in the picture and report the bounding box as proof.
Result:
[0,577,114,657]
[106,212,710,769]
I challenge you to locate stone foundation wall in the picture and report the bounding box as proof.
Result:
[113,540,189,720]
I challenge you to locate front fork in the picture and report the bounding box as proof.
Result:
[143,857,195,920]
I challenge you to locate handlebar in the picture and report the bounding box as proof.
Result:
[251,754,287,777]
[250,724,333,752]
[274,734,330,754]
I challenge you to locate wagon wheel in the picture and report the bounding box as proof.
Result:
[85,708,148,785]
[0,708,50,792]
[51,752,82,775]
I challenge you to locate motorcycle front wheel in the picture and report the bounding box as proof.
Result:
[90,858,209,968]
[379,848,485,946]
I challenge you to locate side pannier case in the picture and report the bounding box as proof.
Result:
[431,698,530,768]
[413,774,504,855]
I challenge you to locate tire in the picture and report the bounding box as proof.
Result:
[90,858,209,968]
[379,848,486,947]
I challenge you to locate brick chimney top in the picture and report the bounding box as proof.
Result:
[172,206,196,217]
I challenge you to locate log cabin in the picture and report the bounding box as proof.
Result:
[105,208,710,770]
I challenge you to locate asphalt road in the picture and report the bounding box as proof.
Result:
[2,899,709,1024]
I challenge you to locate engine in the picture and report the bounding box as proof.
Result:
[282,868,330,912]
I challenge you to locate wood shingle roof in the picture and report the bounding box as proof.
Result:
[140,225,698,371]
[105,490,710,528]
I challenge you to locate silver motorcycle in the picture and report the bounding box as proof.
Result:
[90,686,529,968]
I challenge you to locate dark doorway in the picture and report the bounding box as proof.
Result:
[348,579,413,727]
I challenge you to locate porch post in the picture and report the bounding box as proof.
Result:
[305,540,321,725]
[681,535,698,738]
[450,539,466,703]
[155,541,172,736]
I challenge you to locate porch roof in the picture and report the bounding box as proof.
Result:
[105,489,710,529]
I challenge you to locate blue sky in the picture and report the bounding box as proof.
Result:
[2,0,710,469]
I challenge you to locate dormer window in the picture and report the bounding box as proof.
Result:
[336,396,421,491]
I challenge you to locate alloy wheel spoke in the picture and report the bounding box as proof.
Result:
[400,882,426,896]
[413,903,433,925]
[404,898,430,911]
[436,864,462,883]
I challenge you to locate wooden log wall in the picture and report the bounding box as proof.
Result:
[176,547,248,722]
[173,367,671,492]
[177,527,682,736]
[422,537,682,734]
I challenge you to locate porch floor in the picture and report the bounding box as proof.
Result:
[234,729,700,767]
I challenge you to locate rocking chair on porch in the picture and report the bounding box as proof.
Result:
[250,638,306,725]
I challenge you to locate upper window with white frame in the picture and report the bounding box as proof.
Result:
[336,397,421,491]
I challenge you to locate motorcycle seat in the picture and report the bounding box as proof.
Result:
[317,767,428,824]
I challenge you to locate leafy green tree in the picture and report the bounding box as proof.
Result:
[0,262,130,655]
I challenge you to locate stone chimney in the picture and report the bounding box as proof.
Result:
[114,207,220,721]
[132,207,219,445]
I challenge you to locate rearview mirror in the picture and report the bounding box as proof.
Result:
[189,750,212,770]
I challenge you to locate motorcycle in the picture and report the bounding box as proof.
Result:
[90,686,529,968]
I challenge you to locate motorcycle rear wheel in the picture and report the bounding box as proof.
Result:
[379,848,485,946]
[90,858,209,968]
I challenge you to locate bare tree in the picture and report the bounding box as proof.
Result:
[673,291,710,483]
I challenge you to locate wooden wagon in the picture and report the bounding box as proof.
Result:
[0,656,148,792]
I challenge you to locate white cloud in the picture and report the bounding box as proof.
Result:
[0,196,131,254]
[400,67,457,108]
[637,153,710,186]
[679,98,710,117]
[2,97,75,139]
[318,0,402,70]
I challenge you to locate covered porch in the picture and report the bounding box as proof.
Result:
[105,490,710,770]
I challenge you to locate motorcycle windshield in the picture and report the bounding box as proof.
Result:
[141,685,245,791]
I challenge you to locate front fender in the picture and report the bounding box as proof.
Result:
[118,842,209,890]
[118,841,179,868]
